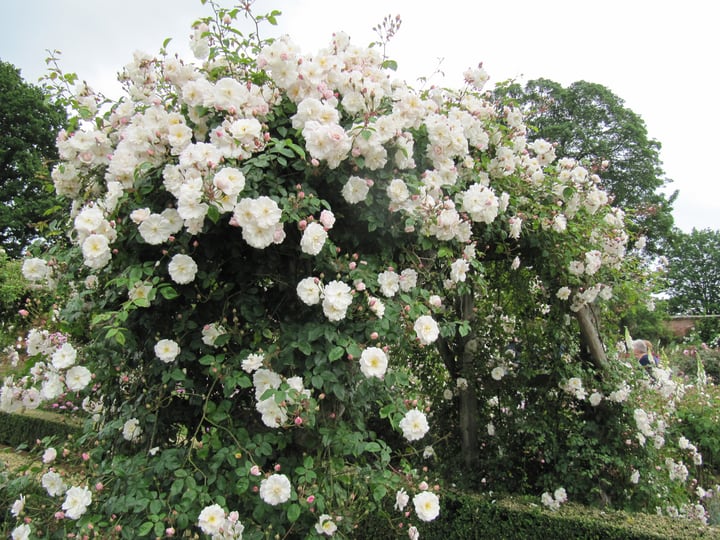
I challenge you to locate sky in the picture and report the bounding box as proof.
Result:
[1,0,718,233]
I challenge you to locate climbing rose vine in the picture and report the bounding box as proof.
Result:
[2,1,647,537]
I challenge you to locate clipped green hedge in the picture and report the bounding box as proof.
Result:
[361,491,717,539]
[0,410,81,449]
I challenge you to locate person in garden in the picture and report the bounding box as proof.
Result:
[632,339,659,374]
[643,339,661,367]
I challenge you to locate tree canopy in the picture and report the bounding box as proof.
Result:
[665,228,720,315]
[0,60,66,257]
[495,78,676,252]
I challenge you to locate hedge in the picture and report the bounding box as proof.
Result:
[361,491,718,539]
[0,410,81,449]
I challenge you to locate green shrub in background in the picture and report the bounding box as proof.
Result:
[674,384,720,482]
[0,248,27,351]
[360,491,717,539]
[0,410,80,449]
[693,318,720,348]
[668,345,720,384]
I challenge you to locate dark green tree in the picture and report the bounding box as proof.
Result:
[665,228,720,315]
[0,60,66,257]
[495,78,676,252]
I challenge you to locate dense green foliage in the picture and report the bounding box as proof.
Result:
[0,61,66,257]
[0,411,80,449]
[665,228,720,315]
[0,248,27,345]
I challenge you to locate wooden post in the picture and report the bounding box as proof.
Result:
[574,303,609,371]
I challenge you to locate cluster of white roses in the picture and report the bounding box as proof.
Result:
[560,377,588,401]
[21,257,54,286]
[0,330,92,413]
[197,503,245,539]
[394,484,441,524]
[10,445,95,538]
[242,356,312,428]
[678,435,703,467]
[74,203,119,269]
[541,487,568,510]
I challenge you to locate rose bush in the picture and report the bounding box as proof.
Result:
[1,1,713,538]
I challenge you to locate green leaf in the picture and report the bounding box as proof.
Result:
[382,59,398,71]
[149,499,162,514]
[365,441,381,452]
[132,297,150,308]
[170,478,184,497]
[138,522,154,536]
[328,346,345,362]
[207,204,220,224]
[346,342,362,359]
[114,329,126,346]
[379,404,395,419]
[332,383,346,400]
[287,503,301,522]
[199,354,215,366]
[159,285,179,300]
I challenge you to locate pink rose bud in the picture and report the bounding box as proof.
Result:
[274,463,281,472]
[307,495,315,504]
[250,465,261,476]
[294,416,303,426]
[298,220,307,231]
[18,309,29,317]
[419,481,429,491]
[370,332,379,340]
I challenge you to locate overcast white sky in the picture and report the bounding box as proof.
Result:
[1,0,718,233]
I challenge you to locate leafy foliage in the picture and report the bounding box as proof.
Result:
[0,61,66,257]
[665,228,720,315]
